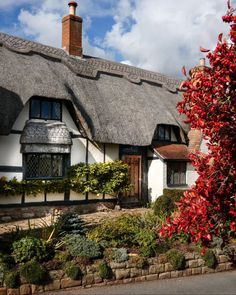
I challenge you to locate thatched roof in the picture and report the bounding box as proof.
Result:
[0,32,188,146]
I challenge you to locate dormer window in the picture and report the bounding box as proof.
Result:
[153,125,171,141]
[30,98,62,121]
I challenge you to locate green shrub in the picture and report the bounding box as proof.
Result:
[104,248,128,263]
[4,271,20,288]
[55,212,87,236]
[54,251,71,263]
[135,229,157,257]
[167,250,186,270]
[156,238,171,255]
[63,261,83,280]
[203,249,217,269]
[97,261,112,280]
[12,237,48,263]
[129,255,148,269]
[87,214,143,247]
[0,254,15,270]
[20,260,47,285]
[65,235,101,259]
[153,189,184,217]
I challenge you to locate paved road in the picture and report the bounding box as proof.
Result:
[47,271,236,295]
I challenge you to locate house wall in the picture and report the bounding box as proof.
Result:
[0,100,120,207]
[147,150,164,202]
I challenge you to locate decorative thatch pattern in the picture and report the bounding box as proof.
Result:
[0,32,188,146]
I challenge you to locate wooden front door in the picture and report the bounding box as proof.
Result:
[123,155,142,200]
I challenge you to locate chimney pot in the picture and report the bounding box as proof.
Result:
[68,1,78,16]
[199,58,205,67]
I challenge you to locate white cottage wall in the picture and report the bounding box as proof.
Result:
[147,149,164,202]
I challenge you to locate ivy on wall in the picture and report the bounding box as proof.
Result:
[0,161,131,198]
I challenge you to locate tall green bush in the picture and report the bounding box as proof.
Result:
[153,189,185,217]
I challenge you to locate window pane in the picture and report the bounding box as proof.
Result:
[26,154,39,178]
[31,99,40,118]
[158,126,165,140]
[52,102,61,120]
[167,162,186,185]
[52,155,63,177]
[39,154,51,177]
[41,101,51,119]
[165,127,171,141]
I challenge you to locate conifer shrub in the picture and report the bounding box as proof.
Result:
[19,260,47,285]
[97,261,112,280]
[63,261,83,280]
[203,249,217,268]
[167,249,186,270]
[65,234,101,259]
[55,212,87,236]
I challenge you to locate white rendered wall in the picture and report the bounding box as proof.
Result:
[71,138,87,165]
[12,102,29,130]
[186,162,198,187]
[148,155,164,202]
[105,144,119,161]
[88,142,104,164]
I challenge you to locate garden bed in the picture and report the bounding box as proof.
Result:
[0,211,235,295]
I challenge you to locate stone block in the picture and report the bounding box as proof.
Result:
[19,284,30,295]
[86,265,97,274]
[146,274,158,281]
[61,278,82,289]
[31,285,44,294]
[141,269,149,276]
[110,262,126,269]
[188,260,198,268]
[201,266,215,274]
[171,271,183,278]
[94,274,103,284]
[197,259,205,267]
[164,263,173,272]
[218,255,229,263]
[185,252,195,260]
[192,267,202,275]
[215,263,226,272]
[0,288,7,295]
[225,262,234,270]
[7,289,19,295]
[1,216,12,222]
[82,274,94,285]
[182,269,192,276]
[123,278,134,284]
[159,272,171,279]
[130,268,142,278]
[158,255,168,264]
[44,280,61,292]
[49,270,64,280]
[135,276,146,283]
[22,213,35,219]
[149,265,156,274]
[115,269,130,280]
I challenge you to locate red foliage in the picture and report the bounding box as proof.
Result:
[160,6,236,245]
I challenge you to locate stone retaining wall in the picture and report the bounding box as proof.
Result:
[0,248,235,295]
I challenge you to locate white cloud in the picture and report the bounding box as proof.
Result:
[104,0,234,76]
[1,0,235,76]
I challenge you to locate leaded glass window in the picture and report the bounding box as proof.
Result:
[25,154,64,179]
[167,161,186,186]
[153,125,171,141]
[30,98,62,121]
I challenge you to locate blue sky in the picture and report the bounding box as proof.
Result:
[0,0,233,77]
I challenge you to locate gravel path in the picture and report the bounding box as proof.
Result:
[0,208,151,235]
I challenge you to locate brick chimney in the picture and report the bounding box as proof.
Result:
[62,1,83,57]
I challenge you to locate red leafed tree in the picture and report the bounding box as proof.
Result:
[160,3,236,245]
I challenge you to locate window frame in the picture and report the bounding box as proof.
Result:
[167,161,187,187]
[29,97,62,121]
[23,153,69,180]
